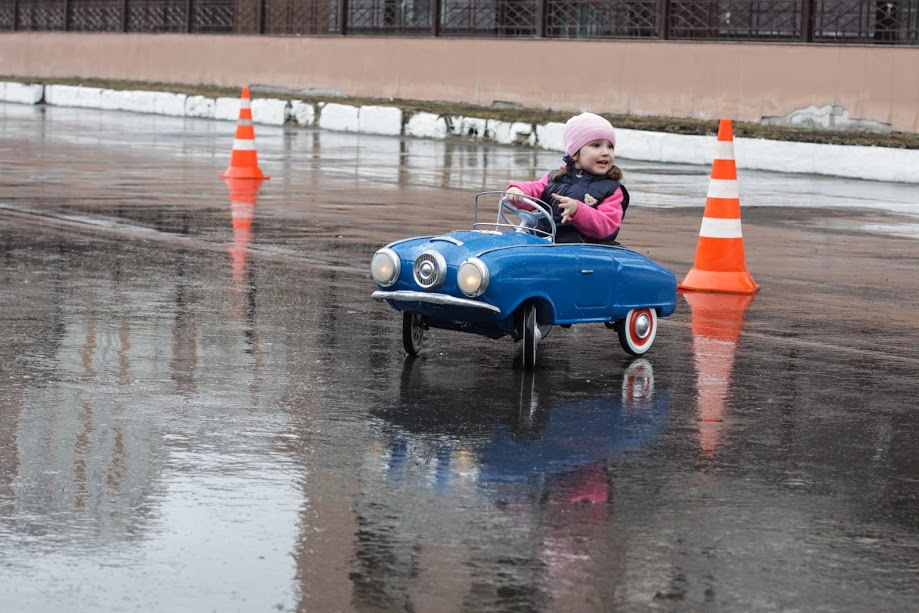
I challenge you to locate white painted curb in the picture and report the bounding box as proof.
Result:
[2,81,917,183]
[1,82,44,104]
[359,105,401,136]
[319,103,360,132]
[289,100,315,127]
[405,112,448,139]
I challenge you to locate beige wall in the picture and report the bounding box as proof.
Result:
[2,32,917,133]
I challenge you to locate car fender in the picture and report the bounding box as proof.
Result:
[500,291,558,326]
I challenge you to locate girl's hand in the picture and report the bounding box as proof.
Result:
[505,187,525,204]
[552,193,579,223]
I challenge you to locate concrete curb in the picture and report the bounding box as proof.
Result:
[3,81,917,184]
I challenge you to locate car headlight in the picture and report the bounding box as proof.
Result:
[457,258,489,297]
[371,248,401,287]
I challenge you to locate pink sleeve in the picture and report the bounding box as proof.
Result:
[507,174,550,199]
[569,187,624,240]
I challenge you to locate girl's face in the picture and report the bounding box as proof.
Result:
[574,139,615,175]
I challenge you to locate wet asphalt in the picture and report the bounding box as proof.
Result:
[1,102,918,612]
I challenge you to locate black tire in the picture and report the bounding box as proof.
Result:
[521,304,538,369]
[402,312,424,355]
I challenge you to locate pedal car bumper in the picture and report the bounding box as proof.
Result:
[372,290,501,313]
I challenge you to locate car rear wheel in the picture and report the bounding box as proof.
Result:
[617,308,657,356]
[520,304,538,369]
[402,312,425,355]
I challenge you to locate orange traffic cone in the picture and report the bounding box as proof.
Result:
[679,119,758,294]
[683,292,754,461]
[224,177,264,284]
[221,87,268,180]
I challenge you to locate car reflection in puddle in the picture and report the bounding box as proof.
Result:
[370,357,669,509]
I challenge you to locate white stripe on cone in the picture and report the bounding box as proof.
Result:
[713,140,735,160]
[232,139,256,150]
[707,179,740,199]
[699,217,744,239]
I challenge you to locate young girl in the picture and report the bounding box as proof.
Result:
[506,112,628,244]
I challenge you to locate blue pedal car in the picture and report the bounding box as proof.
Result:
[371,192,677,368]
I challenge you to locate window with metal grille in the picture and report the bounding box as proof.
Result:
[349,0,434,34]
[668,0,801,40]
[1,0,916,44]
[264,0,340,35]
[544,1,659,38]
[441,0,538,36]
[815,0,919,43]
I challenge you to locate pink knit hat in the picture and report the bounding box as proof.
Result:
[563,112,616,157]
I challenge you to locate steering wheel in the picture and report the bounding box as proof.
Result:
[499,195,556,237]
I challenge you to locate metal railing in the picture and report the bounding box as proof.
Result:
[1,1,916,45]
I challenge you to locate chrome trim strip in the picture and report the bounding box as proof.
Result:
[431,235,464,246]
[474,242,627,258]
[372,291,501,313]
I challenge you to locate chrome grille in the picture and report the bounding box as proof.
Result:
[413,251,446,290]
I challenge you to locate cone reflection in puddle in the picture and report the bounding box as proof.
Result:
[224,178,264,289]
[682,291,755,462]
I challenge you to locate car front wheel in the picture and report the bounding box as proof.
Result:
[617,308,657,356]
[402,312,425,355]
[520,304,538,369]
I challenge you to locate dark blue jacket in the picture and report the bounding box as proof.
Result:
[540,169,630,243]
